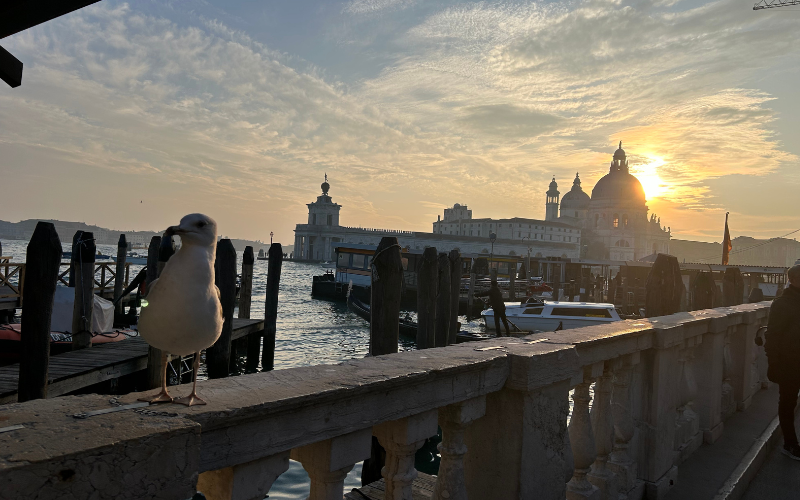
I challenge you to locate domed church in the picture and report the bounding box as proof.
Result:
[546,143,671,261]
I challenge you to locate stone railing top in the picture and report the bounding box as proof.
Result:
[0,303,773,476]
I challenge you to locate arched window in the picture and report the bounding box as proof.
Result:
[622,214,629,228]
[613,214,620,228]
[615,240,630,248]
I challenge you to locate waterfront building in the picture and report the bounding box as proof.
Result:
[294,180,581,261]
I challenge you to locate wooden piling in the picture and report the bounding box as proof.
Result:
[114,234,127,317]
[71,232,95,350]
[467,272,476,319]
[370,237,403,356]
[416,247,438,350]
[262,243,283,371]
[644,254,682,317]
[17,222,61,402]
[144,236,163,390]
[692,272,716,310]
[722,268,744,306]
[238,247,259,372]
[68,230,83,287]
[448,249,460,345]
[207,238,237,379]
[435,252,451,348]
[157,234,175,276]
[509,264,516,301]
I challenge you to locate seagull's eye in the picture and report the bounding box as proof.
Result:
[197,221,206,228]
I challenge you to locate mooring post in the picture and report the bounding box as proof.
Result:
[114,234,127,318]
[207,238,237,379]
[509,263,516,301]
[416,247,438,350]
[71,232,95,350]
[240,246,260,372]
[467,271,476,320]
[68,230,83,287]
[435,252,451,348]
[157,234,175,276]
[370,237,403,356]
[448,249,460,345]
[17,222,61,402]
[144,236,163,389]
[262,243,283,371]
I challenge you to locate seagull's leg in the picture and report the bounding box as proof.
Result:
[139,352,173,404]
[175,351,206,406]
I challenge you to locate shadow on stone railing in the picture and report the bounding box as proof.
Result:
[0,303,771,500]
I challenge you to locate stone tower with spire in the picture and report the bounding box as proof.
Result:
[545,177,560,221]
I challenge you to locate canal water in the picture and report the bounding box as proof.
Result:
[1,238,490,498]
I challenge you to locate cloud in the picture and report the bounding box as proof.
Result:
[459,104,564,137]
[343,0,418,15]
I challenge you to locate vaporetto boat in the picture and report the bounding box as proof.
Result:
[482,300,621,332]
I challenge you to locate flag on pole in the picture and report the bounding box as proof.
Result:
[722,212,732,265]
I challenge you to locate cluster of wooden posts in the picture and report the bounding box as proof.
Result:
[14,221,286,404]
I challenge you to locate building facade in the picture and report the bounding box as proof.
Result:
[294,181,581,261]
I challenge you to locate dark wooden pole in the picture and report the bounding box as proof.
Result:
[144,236,163,389]
[237,247,258,372]
[262,243,283,371]
[448,249,460,345]
[207,238,237,379]
[416,247,438,350]
[509,263,516,301]
[157,234,175,276]
[435,252,451,348]
[370,237,403,356]
[723,268,744,306]
[68,230,83,287]
[71,232,95,350]
[644,254,682,318]
[17,222,61,402]
[114,234,127,317]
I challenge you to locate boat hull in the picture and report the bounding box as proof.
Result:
[482,310,618,331]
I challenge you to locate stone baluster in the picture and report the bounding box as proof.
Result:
[674,338,702,465]
[196,452,290,500]
[720,331,736,420]
[588,365,617,500]
[432,396,486,500]
[291,428,372,500]
[374,410,438,500]
[695,313,729,444]
[608,353,642,498]
[567,372,600,500]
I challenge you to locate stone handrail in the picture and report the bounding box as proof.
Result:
[0,302,771,500]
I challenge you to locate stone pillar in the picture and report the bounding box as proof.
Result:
[567,380,601,500]
[432,397,486,500]
[720,331,736,421]
[196,452,290,500]
[588,365,617,500]
[304,237,310,260]
[638,343,679,499]
[374,410,438,500]
[291,429,372,500]
[673,337,702,465]
[608,353,641,498]
[695,324,726,444]
[294,234,301,259]
[729,311,758,411]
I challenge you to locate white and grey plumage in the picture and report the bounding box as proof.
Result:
[138,213,222,406]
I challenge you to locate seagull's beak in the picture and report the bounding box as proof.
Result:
[166,225,183,236]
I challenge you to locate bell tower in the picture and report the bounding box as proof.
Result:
[545,177,560,221]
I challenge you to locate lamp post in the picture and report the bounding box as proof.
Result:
[270,231,274,245]
[521,236,532,291]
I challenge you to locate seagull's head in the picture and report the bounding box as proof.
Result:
[168,214,217,247]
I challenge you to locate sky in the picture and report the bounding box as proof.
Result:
[1,0,799,244]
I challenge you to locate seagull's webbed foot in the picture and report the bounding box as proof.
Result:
[175,392,206,406]
[138,388,173,404]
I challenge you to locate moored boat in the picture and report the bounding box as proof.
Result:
[483,300,620,332]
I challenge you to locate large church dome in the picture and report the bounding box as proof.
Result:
[591,142,646,206]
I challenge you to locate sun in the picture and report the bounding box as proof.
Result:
[632,155,668,200]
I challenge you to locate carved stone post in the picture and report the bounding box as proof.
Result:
[291,429,372,500]
[695,314,729,444]
[567,370,601,500]
[374,410,438,500]
[674,338,702,464]
[608,353,642,498]
[432,397,486,500]
[588,366,617,500]
[196,452,290,500]
[720,331,736,420]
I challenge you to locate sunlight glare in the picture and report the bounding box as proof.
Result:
[632,155,668,200]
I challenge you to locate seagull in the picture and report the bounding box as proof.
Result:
[138,214,223,406]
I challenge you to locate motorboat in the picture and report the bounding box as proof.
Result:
[257,248,268,260]
[483,300,620,332]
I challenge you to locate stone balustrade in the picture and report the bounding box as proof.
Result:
[0,302,771,500]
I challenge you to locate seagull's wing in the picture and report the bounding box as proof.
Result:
[144,278,159,299]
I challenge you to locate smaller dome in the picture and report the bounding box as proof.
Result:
[561,172,591,208]
[549,177,558,190]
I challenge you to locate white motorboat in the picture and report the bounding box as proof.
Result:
[482,300,621,332]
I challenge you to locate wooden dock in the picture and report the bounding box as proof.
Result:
[0,318,264,404]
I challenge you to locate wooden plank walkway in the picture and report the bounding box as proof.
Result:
[0,318,264,404]
[345,472,436,500]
